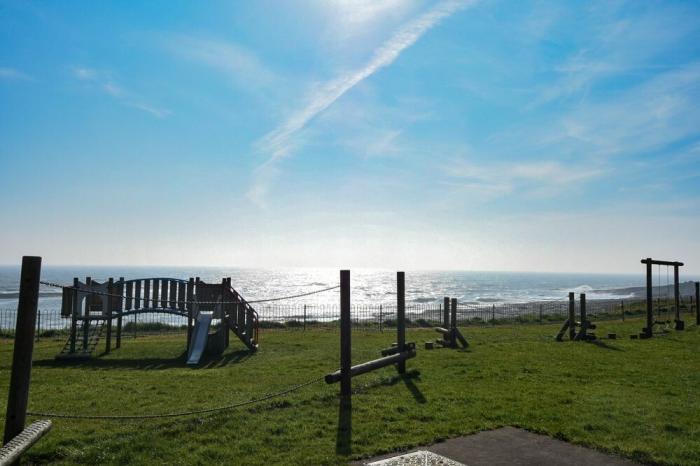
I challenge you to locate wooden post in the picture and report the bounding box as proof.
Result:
[170,280,177,309]
[3,256,41,445]
[568,292,575,340]
[443,297,449,328]
[303,305,307,331]
[116,277,122,349]
[621,300,625,321]
[153,279,160,309]
[187,278,195,352]
[340,270,351,399]
[105,278,113,354]
[135,280,142,309]
[125,281,133,311]
[70,278,78,353]
[83,277,91,351]
[696,282,699,326]
[645,258,653,337]
[450,297,458,347]
[379,304,383,333]
[539,304,543,323]
[580,293,587,339]
[674,264,682,329]
[397,271,406,374]
[492,304,495,323]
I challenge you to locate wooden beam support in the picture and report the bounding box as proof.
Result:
[644,259,653,338]
[325,350,416,384]
[640,258,684,267]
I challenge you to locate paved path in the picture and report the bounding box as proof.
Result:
[353,427,639,466]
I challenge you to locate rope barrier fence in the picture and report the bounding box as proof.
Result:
[26,374,327,421]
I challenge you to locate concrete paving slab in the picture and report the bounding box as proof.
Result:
[353,427,639,466]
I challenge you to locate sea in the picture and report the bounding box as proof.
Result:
[3,265,693,312]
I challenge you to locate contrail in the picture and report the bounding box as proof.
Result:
[248,0,476,206]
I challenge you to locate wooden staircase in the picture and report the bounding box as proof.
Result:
[57,320,105,359]
[223,285,259,352]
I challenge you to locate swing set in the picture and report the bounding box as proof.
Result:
[640,258,684,339]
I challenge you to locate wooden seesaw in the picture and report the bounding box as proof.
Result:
[555,292,599,341]
[324,271,416,394]
[429,297,468,349]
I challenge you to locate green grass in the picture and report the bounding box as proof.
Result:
[1,316,699,465]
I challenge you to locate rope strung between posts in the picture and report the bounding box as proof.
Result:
[26,375,325,420]
[38,281,339,306]
[246,285,339,303]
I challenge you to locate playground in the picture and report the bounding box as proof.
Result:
[0,316,698,464]
[2,260,700,465]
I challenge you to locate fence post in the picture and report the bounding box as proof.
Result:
[379,304,383,333]
[3,256,41,445]
[443,297,449,328]
[621,300,625,321]
[568,292,575,340]
[340,270,351,399]
[117,277,124,349]
[491,304,495,323]
[538,304,542,323]
[397,271,406,374]
[696,282,699,326]
[450,298,457,347]
[83,276,91,350]
[70,278,78,353]
[105,278,113,354]
[303,305,307,331]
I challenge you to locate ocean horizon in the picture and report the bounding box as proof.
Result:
[2,265,698,311]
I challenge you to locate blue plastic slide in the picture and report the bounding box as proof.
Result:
[187,313,213,365]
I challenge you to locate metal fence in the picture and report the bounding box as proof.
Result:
[2,294,696,338]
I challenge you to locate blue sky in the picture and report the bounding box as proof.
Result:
[1,0,699,273]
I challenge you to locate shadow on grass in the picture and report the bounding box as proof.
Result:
[336,395,352,455]
[401,371,427,404]
[333,369,427,456]
[33,348,253,370]
[587,339,624,351]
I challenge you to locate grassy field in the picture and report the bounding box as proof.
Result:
[1,317,699,465]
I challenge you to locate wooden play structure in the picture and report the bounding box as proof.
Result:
[325,271,416,393]
[640,258,684,338]
[555,292,597,341]
[58,276,259,363]
[429,297,468,349]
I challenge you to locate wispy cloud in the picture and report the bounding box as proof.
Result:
[529,3,699,108]
[0,67,33,81]
[71,66,170,118]
[248,0,476,206]
[444,157,606,201]
[162,35,276,89]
